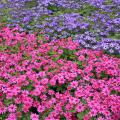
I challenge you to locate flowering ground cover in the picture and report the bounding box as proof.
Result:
[0,0,120,120]
[0,27,120,120]
[0,0,120,54]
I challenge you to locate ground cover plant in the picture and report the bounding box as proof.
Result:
[0,0,120,120]
[0,27,120,120]
[0,0,120,54]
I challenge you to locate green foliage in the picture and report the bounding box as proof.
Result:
[40,108,53,120]
[48,83,68,93]
[52,56,60,61]
[60,49,77,61]
[109,33,120,39]
[70,89,75,95]
[22,53,32,60]
[25,0,38,8]
[75,61,84,69]
[105,0,113,5]
[4,99,12,106]
[77,108,90,120]
[0,77,8,82]
[76,75,82,80]
[0,45,7,51]
[21,83,34,91]
[48,5,61,12]
[60,116,66,120]
[80,98,87,105]
[100,71,110,79]
[111,90,120,96]
[0,113,7,120]
[78,4,98,17]
[0,16,8,23]
[21,112,31,120]
[91,117,97,120]
[47,49,57,56]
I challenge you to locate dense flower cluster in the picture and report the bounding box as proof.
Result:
[0,0,120,54]
[75,33,120,54]
[0,27,120,120]
[5,0,52,27]
[39,13,89,38]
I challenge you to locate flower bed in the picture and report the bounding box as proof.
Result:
[0,27,120,120]
[0,0,120,54]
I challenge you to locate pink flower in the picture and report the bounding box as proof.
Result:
[41,78,48,85]
[83,114,90,120]
[0,106,7,114]
[6,113,17,120]
[57,50,63,54]
[33,101,40,108]
[78,55,85,61]
[64,112,72,119]
[89,109,98,117]
[65,104,73,111]
[49,78,56,86]
[38,105,45,113]
[22,105,29,113]
[75,104,85,112]
[70,81,78,88]
[8,104,17,113]
[30,113,39,120]
[69,97,80,104]
[48,90,55,95]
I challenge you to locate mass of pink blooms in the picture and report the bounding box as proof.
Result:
[0,27,120,120]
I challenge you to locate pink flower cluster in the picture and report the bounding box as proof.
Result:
[0,27,120,120]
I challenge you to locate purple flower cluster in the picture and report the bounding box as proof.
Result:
[38,13,89,38]
[100,38,120,54]
[87,12,120,38]
[42,0,85,9]
[5,0,53,27]
[75,32,100,50]
[75,33,120,54]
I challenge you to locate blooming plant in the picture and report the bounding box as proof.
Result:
[0,27,120,120]
[0,0,120,54]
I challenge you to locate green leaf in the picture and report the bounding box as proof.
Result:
[47,49,56,56]
[4,99,12,106]
[47,5,61,12]
[0,113,7,120]
[0,45,7,51]
[21,112,31,120]
[70,109,76,113]
[25,0,38,8]
[77,109,90,120]
[60,116,66,120]
[75,61,84,69]
[111,90,120,96]
[21,84,34,91]
[80,98,87,105]
[52,56,60,61]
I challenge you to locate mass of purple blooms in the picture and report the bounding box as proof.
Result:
[0,0,120,54]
